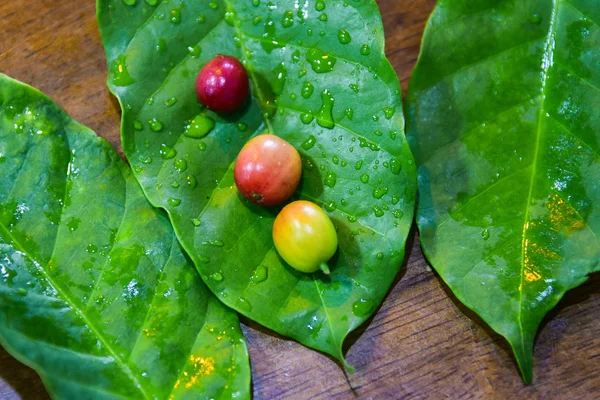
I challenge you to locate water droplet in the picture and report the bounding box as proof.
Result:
[344,108,354,120]
[359,137,380,151]
[145,0,157,5]
[170,5,182,24]
[168,198,182,207]
[251,265,268,284]
[301,82,314,98]
[392,195,400,205]
[352,298,375,317]
[271,62,288,95]
[332,155,339,165]
[390,158,401,175]
[355,160,363,170]
[174,158,187,172]
[529,13,542,24]
[300,113,314,124]
[171,181,180,188]
[392,209,403,219]
[324,171,337,188]
[134,121,143,130]
[317,90,335,129]
[110,55,134,87]
[306,49,336,73]
[185,115,215,138]
[360,173,369,183]
[373,187,388,199]
[202,240,225,247]
[156,38,167,53]
[149,118,163,132]
[318,13,328,21]
[261,19,282,53]
[482,229,490,240]
[302,135,317,150]
[376,252,384,260]
[188,44,202,58]
[325,201,337,212]
[383,107,395,119]
[349,83,359,92]
[252,0,260,6]
[224,8,236,26]
[298,69,307,78]
[372,205,384,217]
[337,29,352,44]
[159,144,176,159]
[139,155,153,164]
[197,15,206,23]
[208,1,218,9]
[315,0,326,11]
[360,44,371,55]
[236,297,252,312]
[123,0,136,6]
[281,10,294,27]
[187,175,197,188]
[191,218,201,227]
[210,272,223,281]
[347,215,357,223]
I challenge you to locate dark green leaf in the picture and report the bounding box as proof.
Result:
[0,74,250,399]
[98,0,417,362]
[406,0,600,383]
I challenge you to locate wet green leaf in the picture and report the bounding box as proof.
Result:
[98,0,416,363]
[0,74,250,399]
[406,0,600,383]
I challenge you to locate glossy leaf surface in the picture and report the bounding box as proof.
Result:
[98,0,417,362]
[406,0,600,383]
[0,74,250,399]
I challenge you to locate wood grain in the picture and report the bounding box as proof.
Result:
[1,1,598,399]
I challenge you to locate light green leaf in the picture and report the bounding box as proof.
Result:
[406,0,600,383]
[0,74,250,399]
[98,0,417,363]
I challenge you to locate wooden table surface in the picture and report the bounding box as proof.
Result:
[1,1,599,399]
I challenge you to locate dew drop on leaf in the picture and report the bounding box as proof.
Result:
[134,120,143,130]
[301,135,317,150]
[315,0,326,11]
[160,144,176,159]
[174,158,187,172]
[338,29,352,44]
[145,0,157,5]
[318,13,328,22]
[300,113,314,124]
[372,205,384,217]
[210,272,223,281]
[168,198,182,207]
[148,118,163,132]
[352,298,375,317]
[281,10,294,27]
[373,187,388,199]
[271,62,288,95]
[250,265,268,284]
[236,297,252,312]
[482,229,490,240]
[360,44,371,55]
[306,49,336,73]
[324,171,337,188]
[301,82,314,98]
[110,55,134,87]
[123,0,136,6]
[317,90,335,129]
[184,115,215,138]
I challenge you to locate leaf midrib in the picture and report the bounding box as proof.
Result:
[517,0,559,356]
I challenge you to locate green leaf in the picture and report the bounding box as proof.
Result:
[406,0,600,383]
[0,74,250,399]
[98,0,416,362]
